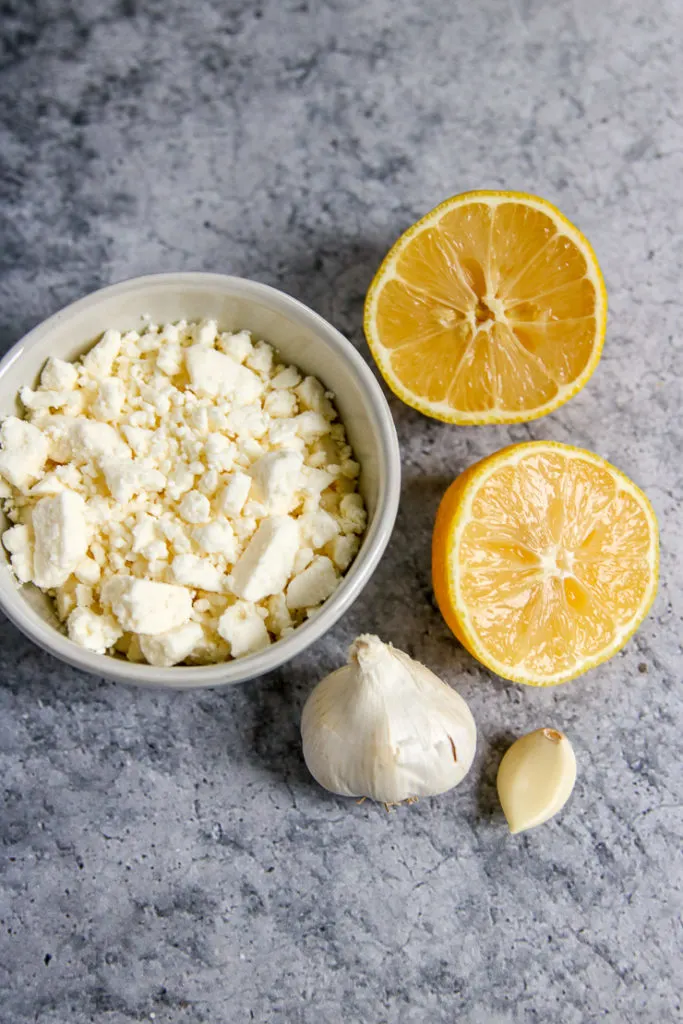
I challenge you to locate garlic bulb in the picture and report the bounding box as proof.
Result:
[496,728,576,834]
[301,634,477,804]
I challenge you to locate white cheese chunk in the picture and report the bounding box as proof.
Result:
[0,417,49,490]
[45,417,130,464]
[245,340,274,374]
[165,464,195,501]
[186,346,262,403]
[92,379,125,421]
[67,608,123,654]
[229,515,300,602]
[294,411,332,442]
[81,329,122,378]
[20,387,73,412]
[178,490,211,524]
[193,319,218,347]
[326,533,360,572]
[193,520,238,560]
[217,600,270,657]
[339,493,368,534]
[2,524,34,583]
[101,576,193,635]
[29,472,70,497]
[271,366,301,390]
[204,434,236,471]
[286,555,339,610]
[295,376,336,420]
[218,471,252,518]
[40,357,79,391]
[156,342,183,376]
[249,450,304,514]
[265,593,293,637]
[299,509,340,549]
[171,554,225,593]
[75,557,101,584]
[32,491,90,588]
[292,546,314,575]
[102,458,166,504]
[217,330,253,363]
[264,389,298,419]
[139,621,204,667]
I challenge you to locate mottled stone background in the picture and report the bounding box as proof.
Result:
[1,1,682,1021]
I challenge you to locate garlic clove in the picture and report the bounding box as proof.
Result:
[496,728,576,835]
[301,634,477,804]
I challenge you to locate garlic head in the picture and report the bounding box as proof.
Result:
[301,634,477,804]
[496,728,576,834]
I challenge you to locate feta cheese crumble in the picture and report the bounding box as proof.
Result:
[0,319,367,666]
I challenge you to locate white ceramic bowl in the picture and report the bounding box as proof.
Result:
[0,273,400,688]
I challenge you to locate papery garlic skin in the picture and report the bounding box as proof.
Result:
[301,634,477,803]
[497,728,576,834]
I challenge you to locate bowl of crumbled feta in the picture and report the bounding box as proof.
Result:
[0,274,400,687]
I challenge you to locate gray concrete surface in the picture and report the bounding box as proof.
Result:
[1,1,682,1021]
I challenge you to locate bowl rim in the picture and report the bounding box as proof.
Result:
[0,272,401,689]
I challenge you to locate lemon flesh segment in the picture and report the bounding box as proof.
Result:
[365,192,607,425]
[433,442,658,686]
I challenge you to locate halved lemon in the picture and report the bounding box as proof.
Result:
[364,191,607,424]
[432,442,658,685]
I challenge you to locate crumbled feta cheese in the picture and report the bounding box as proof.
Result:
[81,329,122,378]
[139,621,204,667]
[294,411,332,442]
[271,366,301,390]
[249,450,304,514]
[47,418,130,464]
[2,524,34,583]
[186,346,262,403]
[1,319,365,666]
[245,340,275,374]
[56,580,77,620]
[230,516,300,602]
[32,491,90,588]
[327,533,360,572]
[171,554,224,593]
[20,387,73,412]
[264,389,298,419]
[292,546,314,575]
[101,576,192,635]
[295,376,337,420]
[299,509,340,549]
[102,459,165,504]
[217,330,253,363]
[75,582,94,608]
[204,434,236,471]
[92,379,125,421]
[339,493,368,535]
[178,490,211,524]
[193,520,238,560]
[217,600,270,657]
[165,464,195,501]
[265,593,293,637]
[0,417,49,490]
[286,556,339,610]
[193,319,218,347]
[75,557,101,584]
[156,340,183,376]
[67,608,123,654]
[218,471,252,518]
[40,357,79,392]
